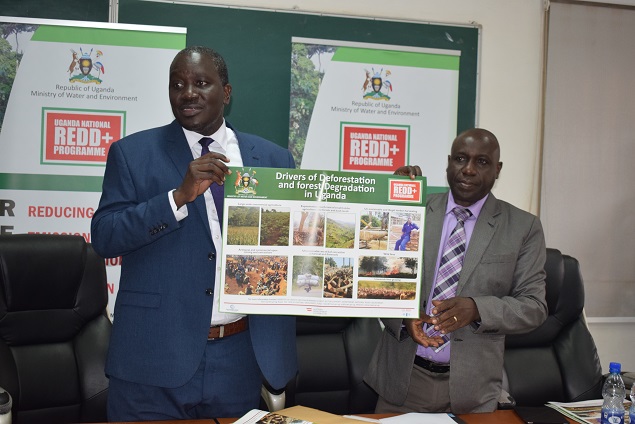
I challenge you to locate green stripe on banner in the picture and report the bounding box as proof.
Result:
[333,47,460,70]
[0,174,103,192]
[428,186,449,194]
[31,25,185,49]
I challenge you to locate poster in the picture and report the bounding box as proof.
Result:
[219,167,426,318]
[0,17,186,319]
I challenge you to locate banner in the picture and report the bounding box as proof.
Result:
[289,38,459,189]
[219,167,426,318]
[0,17,186,319]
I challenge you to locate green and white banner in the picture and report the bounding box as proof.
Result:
[289,38,459,190]
[219,167,426,318]
[0,17,186,319]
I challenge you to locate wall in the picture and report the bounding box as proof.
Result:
[588,321,635,375]
[542,1,635,373]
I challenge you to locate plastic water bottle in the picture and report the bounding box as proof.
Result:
[0,387,11,424]
[629,383,634,424]
[602,362,626,424]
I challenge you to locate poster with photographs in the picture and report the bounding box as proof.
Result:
[219,167,426,318]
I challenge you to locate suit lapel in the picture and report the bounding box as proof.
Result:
[457,194,500,293]
[164,120,213,242]
[165,121,193,176]
[229,122,261,167]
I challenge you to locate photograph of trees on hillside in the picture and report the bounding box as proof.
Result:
[325,212,355,249]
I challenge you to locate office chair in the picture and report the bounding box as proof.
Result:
[503,248,604,406]
[0,234,111,423]
[263,316,383,415]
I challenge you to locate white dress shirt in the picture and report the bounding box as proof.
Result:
[168,120,245,325]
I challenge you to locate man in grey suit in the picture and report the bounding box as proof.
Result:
[92,46,297,421]
[364,128,548,414]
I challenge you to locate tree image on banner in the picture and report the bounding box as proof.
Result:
[288,43,334,167]
[0,24,37,132]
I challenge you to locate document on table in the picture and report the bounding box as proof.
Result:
[345,412,459,423]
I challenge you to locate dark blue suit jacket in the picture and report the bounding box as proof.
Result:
[91,120,298,389]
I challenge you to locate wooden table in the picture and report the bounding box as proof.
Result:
[99,409,576,423]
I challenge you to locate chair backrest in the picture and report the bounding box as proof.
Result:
[0,234,111,423]
[503,248,603,406]
[284,316,383,415]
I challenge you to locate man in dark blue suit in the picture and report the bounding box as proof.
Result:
[91,46,297,421]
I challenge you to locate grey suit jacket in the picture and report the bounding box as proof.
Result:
[364,192,548,414]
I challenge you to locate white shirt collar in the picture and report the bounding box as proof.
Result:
[181,119,229,152]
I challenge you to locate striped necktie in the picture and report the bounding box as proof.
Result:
[426,206,472,343]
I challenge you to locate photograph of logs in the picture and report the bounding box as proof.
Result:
[323,256,354,298]
[359,210,390,250]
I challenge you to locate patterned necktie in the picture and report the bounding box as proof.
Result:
[199,137,224,231]
[426,206,473,343]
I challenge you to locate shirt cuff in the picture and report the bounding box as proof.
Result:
[168,189,188,221]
